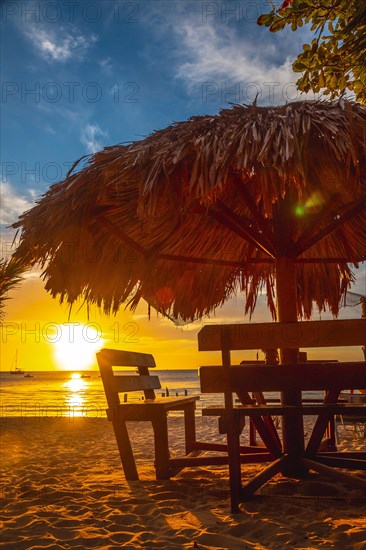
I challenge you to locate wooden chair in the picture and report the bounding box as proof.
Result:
[97,348,199,480]
[336,392,366,440]
[198,318,366,512]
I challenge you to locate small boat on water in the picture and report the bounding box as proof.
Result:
[10,351,24,375]
[10,367,24,375]
[81,374,91,379]
[24,372,33,378]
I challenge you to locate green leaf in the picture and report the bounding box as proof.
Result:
[353,80,364,94]
[318,71,325,88]
[269,19,287,32]
[259,0,366,105]
[257,13,274,27]
[330,75,339,89]
[338,76,347,90]
[293,60,307,72]
[308,55,319,69]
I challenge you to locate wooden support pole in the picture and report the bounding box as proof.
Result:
[306,388,341,456]
[169,452,273,468]
[189,441,269,454]
[275,258,305,474]
[236,391,282,458]
[312,455,366,470]
[249,419,257,446]
[241,456,289,499]
[253,391,282,450]
[294,196,366,257]
[301,458,366,492]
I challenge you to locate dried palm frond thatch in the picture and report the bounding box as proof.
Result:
[12,100,366,323]
[0,258,27,320]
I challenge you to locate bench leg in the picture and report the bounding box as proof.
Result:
[152,413,171,480]
[225,411,243,513]
[184,402,196,454]
[112,420,139,480]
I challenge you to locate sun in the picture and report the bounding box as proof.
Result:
[53,324,104,370]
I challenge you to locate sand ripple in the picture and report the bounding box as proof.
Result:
[1,417,365,549]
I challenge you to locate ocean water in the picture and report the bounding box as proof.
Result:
[0,369,325,420]
[0,369,214,418]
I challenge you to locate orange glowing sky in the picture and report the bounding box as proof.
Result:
[1,269,364,372]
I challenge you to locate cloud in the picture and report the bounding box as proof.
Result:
[21,23,97,62]
[141,3,315,105]
[174,19,300,103]
[350,264,366,297]
[0,182,36,258]
[99,57,114,75]
[80,124,108,154]
[45,125,56,135]
[0,182,35,227]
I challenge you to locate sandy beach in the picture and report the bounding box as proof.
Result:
[1,415,365,549]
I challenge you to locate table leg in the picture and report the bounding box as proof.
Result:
[306,389,341,456]
[183,402,196,454]
[236,391,282,458]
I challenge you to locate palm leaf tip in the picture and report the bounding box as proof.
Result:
[0,258,28,320]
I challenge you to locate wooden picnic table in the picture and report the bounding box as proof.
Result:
[198,319,366,512]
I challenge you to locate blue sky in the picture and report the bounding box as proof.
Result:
[1,0,315,214]
[0,1,365,370]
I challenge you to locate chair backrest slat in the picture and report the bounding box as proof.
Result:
[97,348,158,403]
[97,348,156,368]
[200,362,366,394]
[198,319,366,352]
[111,374,161,393]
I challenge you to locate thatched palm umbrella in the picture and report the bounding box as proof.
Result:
[13,100,366,455]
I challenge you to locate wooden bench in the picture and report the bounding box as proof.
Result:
[198,319,366,512]
[97,348,199,480]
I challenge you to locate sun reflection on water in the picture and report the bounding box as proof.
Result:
[64,373,86,415]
